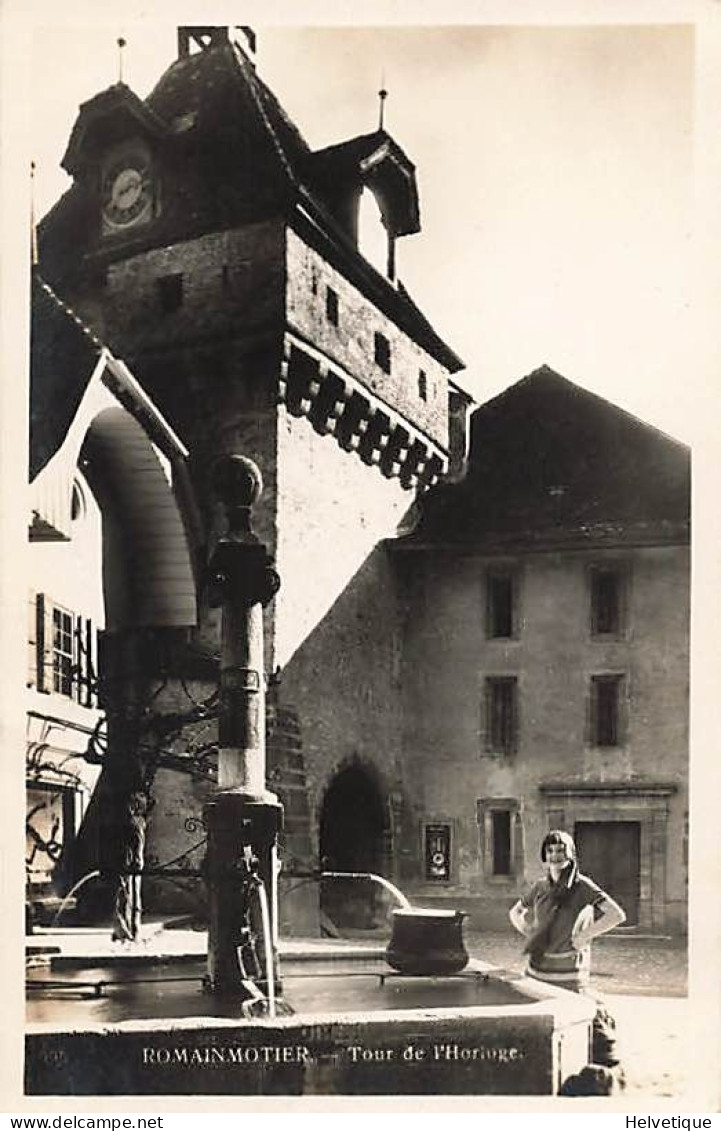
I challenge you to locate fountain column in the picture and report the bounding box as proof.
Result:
[203,455,283,998]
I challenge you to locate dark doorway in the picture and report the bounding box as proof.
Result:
[319,764,387,931]
[574,820,641,926]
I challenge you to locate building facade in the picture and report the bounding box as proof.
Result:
[33,26,689,935]
[394,368,690,932]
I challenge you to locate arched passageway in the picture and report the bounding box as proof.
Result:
[318,762,387,930]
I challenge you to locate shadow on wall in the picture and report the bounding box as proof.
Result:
[271,538,417,935]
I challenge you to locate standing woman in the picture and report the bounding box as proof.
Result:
[509,828,627,1094]
[509,829,625,991]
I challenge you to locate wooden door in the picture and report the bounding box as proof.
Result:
[574,821,640,926]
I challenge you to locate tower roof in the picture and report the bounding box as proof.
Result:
[39,31,462,374]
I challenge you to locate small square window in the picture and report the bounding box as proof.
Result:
[418,369,428,401]
[484,676,518,755]
[374,331,391,373]
[221,263,250,295]
[157,273,183,312]
[590,674,625,747]
[325,286,339,326]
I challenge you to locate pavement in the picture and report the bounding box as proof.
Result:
[463,928,688,997]
[464,929,699,1103]
[465,929,693,1102]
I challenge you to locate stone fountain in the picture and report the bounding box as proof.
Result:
[25,456,596,1097]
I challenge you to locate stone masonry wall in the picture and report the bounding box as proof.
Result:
[90,221,285,354]
[398,543,690,933]
[273,407,413,880]
[286,228,449,451]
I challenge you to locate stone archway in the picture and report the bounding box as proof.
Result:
[318,762,388,931]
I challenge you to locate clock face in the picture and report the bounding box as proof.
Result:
[101,156,153,229]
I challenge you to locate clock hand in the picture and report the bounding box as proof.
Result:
[114,176,144,208]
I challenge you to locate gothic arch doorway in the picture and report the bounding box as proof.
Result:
[319,762,387,931]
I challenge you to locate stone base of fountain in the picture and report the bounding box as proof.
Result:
[25,940,595,1096]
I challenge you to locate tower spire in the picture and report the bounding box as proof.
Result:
[378,77,388,131]
[117,36,126,84]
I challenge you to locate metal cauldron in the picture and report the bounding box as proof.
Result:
[385,907,469,975]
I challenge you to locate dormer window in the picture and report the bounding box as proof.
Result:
[358,186,389,277]
[308,132,419,281]
[418,370,428,401]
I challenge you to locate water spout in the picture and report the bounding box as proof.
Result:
[321,871,412,910]
[256,880,276,1018]
[50,870,101,928]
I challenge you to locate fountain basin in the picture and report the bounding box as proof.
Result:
[386,907,469,976]
[25,940,594,1095]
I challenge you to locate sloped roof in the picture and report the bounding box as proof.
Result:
[146,39,311,179]
[62,83,170,175]
[307,129,420,236]
[407,366,690,549]
[38,37,462,374]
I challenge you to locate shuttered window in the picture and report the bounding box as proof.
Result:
[32,594,97,706]
[590,564,628,638]
[590,674,625,747]
[484,676,518,755]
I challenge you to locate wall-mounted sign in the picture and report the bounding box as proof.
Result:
[425,823,451,882]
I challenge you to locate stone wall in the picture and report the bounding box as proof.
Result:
[397,543,690,932]
[87,221,285,354]
[273,408,413,880]
[286,229,449,451]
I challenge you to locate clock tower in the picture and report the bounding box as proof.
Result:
[38,26,469,932]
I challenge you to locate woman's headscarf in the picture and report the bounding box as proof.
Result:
[540,829,577,869]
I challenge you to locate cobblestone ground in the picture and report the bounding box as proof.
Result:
[464,929,688,996]
[465,929,692,1101]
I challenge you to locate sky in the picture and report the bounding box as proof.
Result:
[20,10,713,444]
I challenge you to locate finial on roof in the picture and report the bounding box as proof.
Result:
[378,86,388,131]
[117,36,126,84]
